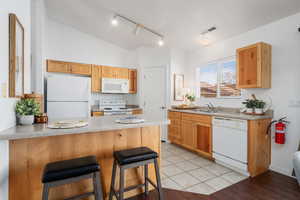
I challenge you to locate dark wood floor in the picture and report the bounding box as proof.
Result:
[128,171,300,200]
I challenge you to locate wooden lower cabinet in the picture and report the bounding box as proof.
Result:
[168,111,272,177]
[9,126,161,200]
[168,111,212,158]
[181,120,197,149]
[195,122,212,157]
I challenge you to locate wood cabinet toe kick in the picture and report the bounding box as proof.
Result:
[168,111,272,177]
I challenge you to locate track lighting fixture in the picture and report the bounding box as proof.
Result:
[111,15,118,26]
[111,14,165,46]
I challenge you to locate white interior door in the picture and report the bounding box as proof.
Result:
[142,66,167,141]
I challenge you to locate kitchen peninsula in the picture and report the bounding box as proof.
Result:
[0,115,169,200]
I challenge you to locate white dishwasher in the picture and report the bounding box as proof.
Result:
[213,117,248,174]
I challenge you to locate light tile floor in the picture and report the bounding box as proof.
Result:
[160,142,248,195]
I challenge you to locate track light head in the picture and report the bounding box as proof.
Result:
[111,16,118,26]
[158,38,164,46]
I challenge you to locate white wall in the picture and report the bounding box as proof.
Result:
[0,0,31,199]
[45,18,136,67]
[170,49,187,105]
[187,12,300,176]
[0,0,31,131]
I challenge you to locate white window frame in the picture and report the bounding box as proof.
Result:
[196,56,241,99]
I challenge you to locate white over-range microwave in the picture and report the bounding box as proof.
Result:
[102,78,129,93]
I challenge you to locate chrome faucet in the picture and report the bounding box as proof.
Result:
[206,102,216,112]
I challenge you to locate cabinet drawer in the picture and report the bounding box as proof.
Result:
[168,111,181,119]
[170,119,181,126]
[182,113,211,124]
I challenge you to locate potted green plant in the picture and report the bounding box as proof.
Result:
[254,100,266,114]
[16,99,40,125]
[185,93,196,105]
[242,99,255,113]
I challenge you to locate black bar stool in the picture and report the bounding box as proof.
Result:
[42,155,103,200]
[109,147,164,200]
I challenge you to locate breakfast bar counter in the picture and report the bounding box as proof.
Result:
[1,115,169,200]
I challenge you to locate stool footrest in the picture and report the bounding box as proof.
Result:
[146,178,158,190]
[124,183,145,192]
[64,191,94,200]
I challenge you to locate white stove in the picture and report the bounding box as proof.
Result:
[99,99,132,116]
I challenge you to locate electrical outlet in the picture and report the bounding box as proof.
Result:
[1,82,7,98]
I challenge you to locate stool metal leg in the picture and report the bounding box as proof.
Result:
[119,166,125,200]
[144,164,149,195]
[93,171,103,200]
[42,183,49,200]
[109,160,117,200]
[154,158,164,200]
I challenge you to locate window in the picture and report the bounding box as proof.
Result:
[197,57,241,98]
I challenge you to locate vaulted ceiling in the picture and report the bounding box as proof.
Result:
[45,0,300,51]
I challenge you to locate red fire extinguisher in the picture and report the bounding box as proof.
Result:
[267,117,289,144]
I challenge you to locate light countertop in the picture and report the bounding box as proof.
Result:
[169,108,273,120]
[0,115,169,140]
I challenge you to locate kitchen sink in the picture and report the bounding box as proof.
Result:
[193,109,217,113]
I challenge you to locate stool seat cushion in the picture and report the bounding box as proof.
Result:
[114,147,158,165]
[42,156,99,183]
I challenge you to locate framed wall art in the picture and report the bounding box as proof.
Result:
[9,13,24,98]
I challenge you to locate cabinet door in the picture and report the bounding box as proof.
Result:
[129,69,137,93]
[195,123,212,156]
[70,63,91,75]
[91,111,104,116]
[91,65,101,92]
[181,120,196,149]
[237,42,271,88]
[237,46,258,88]
[115,67,129,79]
[47,60,70,73]
[132,109,143,115]
[101,66,114,78]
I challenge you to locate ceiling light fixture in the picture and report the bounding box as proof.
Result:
[111,14,165,47]
[111,15,119,26]
[158,38,164,46]
[199,26,217,46]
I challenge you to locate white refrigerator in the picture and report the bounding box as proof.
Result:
[47,74,91,121]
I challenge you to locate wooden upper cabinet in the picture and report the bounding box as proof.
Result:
[102,66,129,79]
[69,63,91,75]
[47,60,91,76]
[101,66,114,78]
[47,60,70,73]
[236,42,271,88]
[91,65,102,93]
[129,69,137,93]
[116,67,129,79]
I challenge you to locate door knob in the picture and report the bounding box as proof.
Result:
[160,106,167,109]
